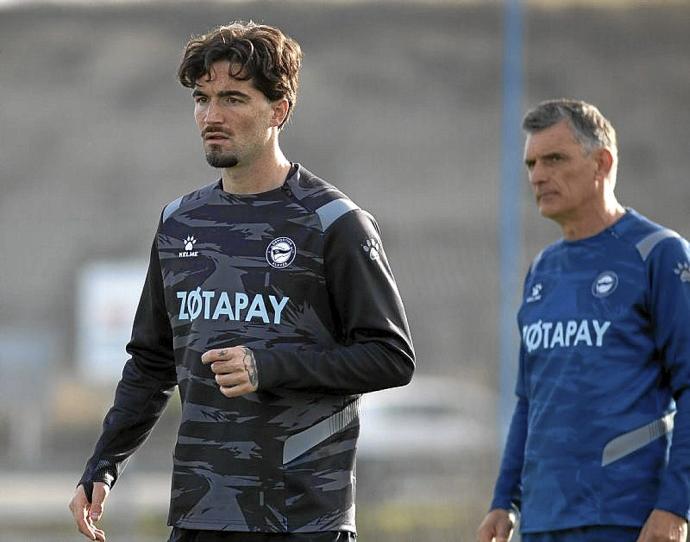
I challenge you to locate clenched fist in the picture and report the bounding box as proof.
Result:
[201,346,259,398]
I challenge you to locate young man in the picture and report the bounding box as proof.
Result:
[477,99,690,542]
[69,22,415,542]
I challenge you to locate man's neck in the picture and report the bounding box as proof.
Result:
[221,147,292,195]
[559,198,626,241]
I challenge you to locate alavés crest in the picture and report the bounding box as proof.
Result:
[177,289,289,324]
[522,319,611,353]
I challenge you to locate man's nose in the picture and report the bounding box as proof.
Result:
[204,100,224,124]
[528,162,547,186]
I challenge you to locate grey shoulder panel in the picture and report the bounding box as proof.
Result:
[529,249,545,274]
[315,198,360,232]
[162,182,217,224]
[162,195,184,223]
[635,229,681,261]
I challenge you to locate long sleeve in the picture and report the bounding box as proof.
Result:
[490,265,534,514]
[649,237,690,518]
[491,345,528,514]
[253,209,415,394]
[78,233,177,493]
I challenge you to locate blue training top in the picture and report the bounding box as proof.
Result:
[491,209,690,533]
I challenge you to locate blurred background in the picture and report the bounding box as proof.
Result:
[0,0,688,540]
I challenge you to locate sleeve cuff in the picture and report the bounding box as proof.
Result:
[252,349,277,391]
[78,458,118,499]
[490,496,520,516]
[655,471,690,521]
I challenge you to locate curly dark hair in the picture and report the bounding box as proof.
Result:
[178,21,303,127]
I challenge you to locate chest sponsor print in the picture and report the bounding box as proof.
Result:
[522,319,611,353]
[177,289,289,324]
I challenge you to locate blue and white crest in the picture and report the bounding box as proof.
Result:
[266,237,296,269]
[592,271,618,298]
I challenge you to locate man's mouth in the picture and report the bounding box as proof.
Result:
[537,191,558,202]
[203,130,231,141]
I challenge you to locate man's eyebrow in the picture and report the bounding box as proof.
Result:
[191,88,251,100]
[525,151,565,162]
[217,90,251,99]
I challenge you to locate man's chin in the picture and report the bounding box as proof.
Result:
[205,151,239,168]
[538,204,559,219]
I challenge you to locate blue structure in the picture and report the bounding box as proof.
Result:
[499,0,524,442]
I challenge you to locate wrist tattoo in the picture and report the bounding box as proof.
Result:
[242,347,259,389]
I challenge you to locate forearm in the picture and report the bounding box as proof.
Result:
[491,396,528,512]
[655,389,690,519]
[79,359,176,488]
[254,338,414,394]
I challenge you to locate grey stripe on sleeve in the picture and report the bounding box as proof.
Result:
[601,412,675,466]
[162,196,184,223]
[636,229,680,261]
[315,198,360,232]
[283,399,360,464]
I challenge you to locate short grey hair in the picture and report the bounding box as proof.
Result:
[522,99,618,160]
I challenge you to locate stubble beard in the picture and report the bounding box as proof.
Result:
[205,146,239,168]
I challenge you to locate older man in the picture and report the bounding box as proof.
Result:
[478,99,690,542]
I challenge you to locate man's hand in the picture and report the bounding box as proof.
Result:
[68,482,109,541]
[637,509,688,542]
[201,346,259,398]
[477,508,516,542]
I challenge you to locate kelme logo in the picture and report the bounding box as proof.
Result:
[179,235,198,258]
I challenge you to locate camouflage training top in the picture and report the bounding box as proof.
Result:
[80,164,415,533]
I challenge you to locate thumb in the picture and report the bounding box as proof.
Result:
[89,482,109,522]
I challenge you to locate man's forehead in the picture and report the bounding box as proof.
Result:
[524,121,579,154]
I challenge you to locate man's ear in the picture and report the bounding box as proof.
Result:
[595,147,614,179]
[271,98,290,128]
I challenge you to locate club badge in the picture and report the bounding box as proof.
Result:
[266,237,296,269]
[592,271,618,298]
